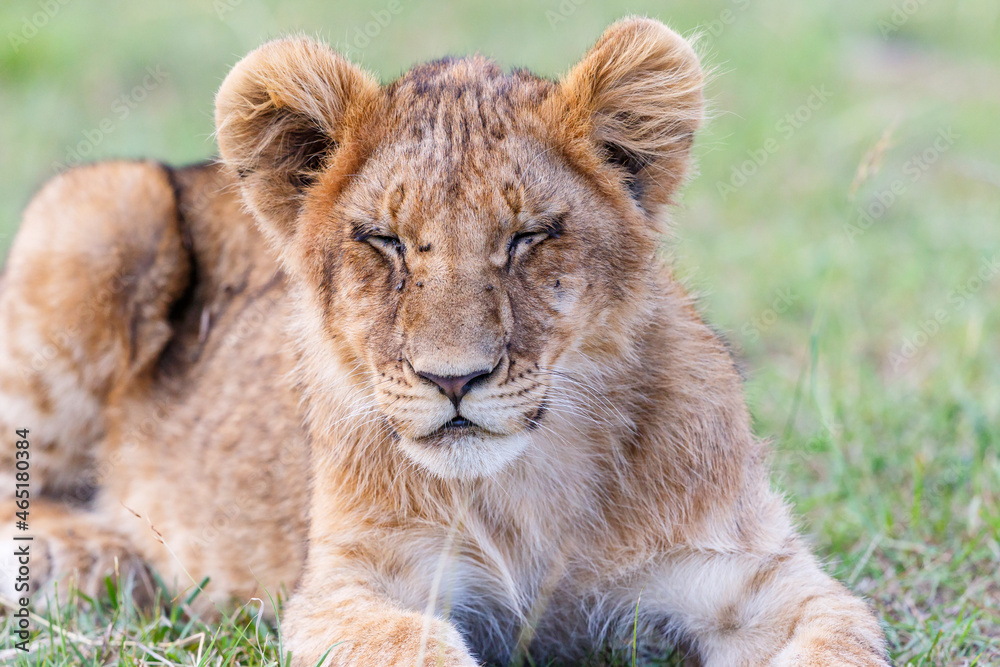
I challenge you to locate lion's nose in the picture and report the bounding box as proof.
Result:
[417,367,495,408]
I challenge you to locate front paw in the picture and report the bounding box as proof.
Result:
[290,612,478,667]
[771,627,890,667]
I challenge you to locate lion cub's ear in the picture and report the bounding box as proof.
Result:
[215,37,380,240]
[555,17,704,211]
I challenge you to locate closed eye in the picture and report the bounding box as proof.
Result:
[354,228,405,257]
[368,235,405,254]
[506,213,565,264]
[507,231,548,257]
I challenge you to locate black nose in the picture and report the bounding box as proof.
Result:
[418,367,494,408]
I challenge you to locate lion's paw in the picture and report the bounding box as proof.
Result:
[290,611,478,667]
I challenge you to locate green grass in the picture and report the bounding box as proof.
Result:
[1,577,289,666]
[2,0,999,665]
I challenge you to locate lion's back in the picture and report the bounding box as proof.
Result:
[97,161,311,609]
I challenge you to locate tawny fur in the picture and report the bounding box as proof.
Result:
[1,17,888,667]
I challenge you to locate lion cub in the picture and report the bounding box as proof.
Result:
[1,17,888,666]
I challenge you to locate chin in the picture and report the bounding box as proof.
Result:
[398,427,531,480]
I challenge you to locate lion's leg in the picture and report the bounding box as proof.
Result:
[0,161,190,496]
[0,497,154,609]
[631,502,888,666]
[283,564,478,667]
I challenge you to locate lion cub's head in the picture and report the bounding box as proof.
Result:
[215,18,703,479]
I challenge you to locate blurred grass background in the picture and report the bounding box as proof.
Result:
[2,0,999,664]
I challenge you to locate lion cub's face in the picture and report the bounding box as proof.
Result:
[310,63,643,478]
[216,22,703,478]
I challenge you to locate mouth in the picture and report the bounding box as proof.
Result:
[419,415,492,442]
[397,414,533,480]
[427,415,478,437]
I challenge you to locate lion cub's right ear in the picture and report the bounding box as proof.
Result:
[215,37,380,241]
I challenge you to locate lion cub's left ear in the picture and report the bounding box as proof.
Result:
[215,37,380,241]
[553,17,704,211]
